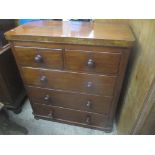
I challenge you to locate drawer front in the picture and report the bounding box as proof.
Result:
[32,103,107,128]
[14,46,63,69]
[64,50,121,75]
[22,67,117,96]
[27,86,113,115]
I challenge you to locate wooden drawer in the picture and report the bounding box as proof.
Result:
[27,86,113,115]
[64,49,121,75]
[22,67,117,96]
[14,46,63,69]
[32,103,107,129]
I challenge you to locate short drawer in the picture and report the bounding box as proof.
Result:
[27,86,113,115]
[32,103,107,129]
[64,49,121,75]
[14,46,63,69]
[22,67,117,96]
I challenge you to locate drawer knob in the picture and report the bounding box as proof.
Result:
[34,54,43,63]
[87,59,95,68]
[85,116,91,124]
[86,100,91,108]
[48,111,54,119]
[40,75,48,83]
[44,94,50,102]
[87,82,93,88]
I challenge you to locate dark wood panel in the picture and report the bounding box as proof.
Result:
[22,67,117,96]
[0,73,11,103]
[0,45,26,110]
[32,103,107,129]
[0,19,16,47]
[14,46,63,69]
[27,86,113,115]
[64,49,121,75]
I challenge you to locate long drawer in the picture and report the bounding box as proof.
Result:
[64,49,121,75]
[14,46,63,69]
[32,103,107,129]
[22,67,117,96]
[27,86,113,115]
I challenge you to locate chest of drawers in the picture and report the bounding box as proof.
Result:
[5,20,135,132]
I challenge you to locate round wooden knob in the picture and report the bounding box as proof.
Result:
[34,54,43,63]
[86,100,91,108]
[85,116,91,124]
[40,75,47,83]
[87,82,93,88]
[44,94,50,102]
[87,59,95,68]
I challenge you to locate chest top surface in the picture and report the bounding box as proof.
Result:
[5,20,135,47]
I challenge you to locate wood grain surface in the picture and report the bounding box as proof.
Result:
[5,20,135,47]
[5,20,134,132]
[27,86,113,115]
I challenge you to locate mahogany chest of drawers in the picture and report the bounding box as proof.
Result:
[5,20,135,132]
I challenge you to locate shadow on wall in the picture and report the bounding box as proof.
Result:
[115,23,139,124]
